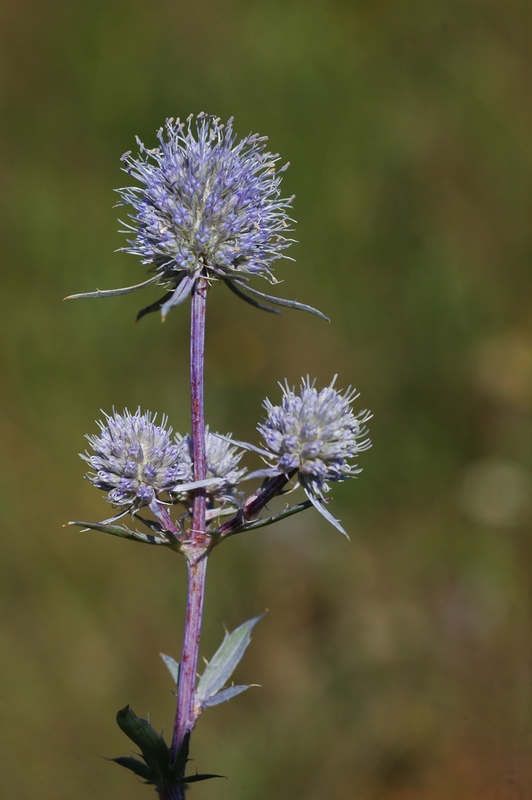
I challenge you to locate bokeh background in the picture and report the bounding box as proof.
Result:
[1,0,531,797]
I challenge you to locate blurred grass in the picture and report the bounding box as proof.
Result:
[0,0,531,797]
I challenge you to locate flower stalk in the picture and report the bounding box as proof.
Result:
[171,278,209,769]
[189,278,209,544]
[171,555,208,767]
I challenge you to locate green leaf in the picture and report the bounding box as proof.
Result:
[196,615,263,705]
[160,653,180,685]
[169,732,191,781]
[169,734,223,784]
[113,712,220,790]
[182,773,225,784]
[116,706,170,780]
[66,520,170,545]
[110,756,155,783]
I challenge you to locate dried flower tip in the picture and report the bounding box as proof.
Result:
[82,409,190,510]
[257,377,372,535]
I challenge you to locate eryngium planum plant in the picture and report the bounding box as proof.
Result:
[66,113,371,799]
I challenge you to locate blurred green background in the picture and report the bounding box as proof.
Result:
[1,0,531,797]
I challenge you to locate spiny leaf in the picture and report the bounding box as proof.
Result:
[64,274,162,300]
[134,514,164,534]
[223,500,312,537]
[232,280,329,321]
[306,489,350,538]
[196,615,263,704]
[161,274,196,319]
[116,706,170,780]
[201,685,252,708]
[182,773,225,784]
[67,520,169,545]
[110,756,155,783]
[169,732,191,781]
[113,713,220,789]
[224,278,281,314]
[136,291,173,322]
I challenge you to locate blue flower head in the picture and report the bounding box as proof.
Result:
[67,114,326,321]
[253,377,372,535]
[82,410,190,511]
[82,410,247,525]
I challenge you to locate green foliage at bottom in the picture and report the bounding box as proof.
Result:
[112,706,222,789]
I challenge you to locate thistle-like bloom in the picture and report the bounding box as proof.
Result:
[174,428,247,510]
[82,409,211,514]
[118,114,293,317]
[66,114,327,321]
[251,377,372,535]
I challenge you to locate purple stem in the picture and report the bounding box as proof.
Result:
[189,278,208,541]
[218,471,295,536]
[150,502,180,539]
[170,278,209,774]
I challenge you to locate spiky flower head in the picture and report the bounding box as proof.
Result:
[117,113,294,315]
[174,427,247,509]
[66,114,327,321]
[121,114,292,278]
[82,409,191,512]
[256,377,372,535]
